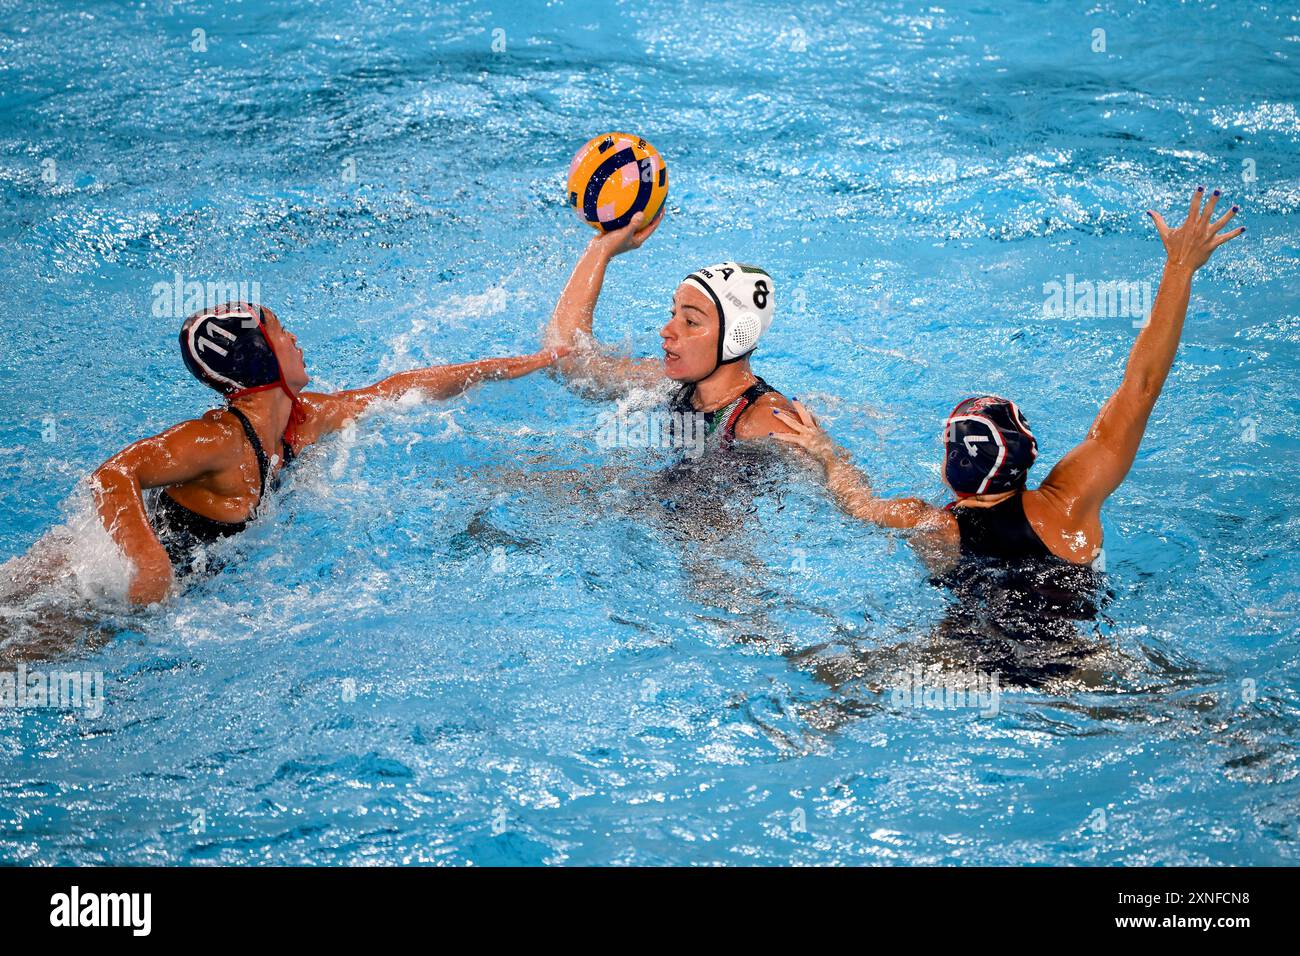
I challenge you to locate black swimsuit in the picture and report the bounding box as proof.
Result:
[948,493,1051,561]
[935,493,1107,679]
[669,375,778,451]
[150,407,294,576]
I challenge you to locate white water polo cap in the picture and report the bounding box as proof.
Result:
[683,262,775,367]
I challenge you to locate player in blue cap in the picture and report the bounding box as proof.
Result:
[91,302,565,604]
[771,187,1245,572]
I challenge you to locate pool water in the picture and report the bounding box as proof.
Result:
[1,0,1297,865]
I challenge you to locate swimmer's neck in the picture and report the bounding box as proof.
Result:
[228,388,295,444]
[685,360,758,413]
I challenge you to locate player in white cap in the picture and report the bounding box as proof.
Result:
[543,210,798,451]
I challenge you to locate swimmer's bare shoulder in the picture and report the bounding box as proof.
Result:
[100,414,249,489]
[733,391,799,441]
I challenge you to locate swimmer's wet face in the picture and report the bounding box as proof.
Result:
[660,283,720,382]
[260,308,309,392]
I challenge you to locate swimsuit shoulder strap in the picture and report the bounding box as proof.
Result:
[225,406,270,501]
[669,383,696,414]
[722,376,779,443]
[742,375,775,403]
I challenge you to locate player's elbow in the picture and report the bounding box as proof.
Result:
[90,459,134,498]
[1133,377,1161,405]
[550,348,590,382]
[541,324,574,352]
[893,497,934,526]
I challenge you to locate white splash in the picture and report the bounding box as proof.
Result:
[0,481,134,657]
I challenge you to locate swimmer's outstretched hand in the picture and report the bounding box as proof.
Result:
[1147,186,1244,273]
[769,400,839,464]
[590,207,664,258]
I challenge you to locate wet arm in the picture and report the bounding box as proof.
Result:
[91,419,238,605]
[295,351,564,444]
[1039,188,1244,517]
[543,213,665,397]
[817,441,945,532]
[771,404,958,549]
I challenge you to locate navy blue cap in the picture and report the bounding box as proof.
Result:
[943,396,1038,496]
[180,303,282,395]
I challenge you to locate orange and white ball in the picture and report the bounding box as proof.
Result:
[565,132,668,232]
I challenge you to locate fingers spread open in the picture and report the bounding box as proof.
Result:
[1211,225,1245,248]
[1187,185,1205,222]
[1210,204,1238,233]
[1201,189,1222,223]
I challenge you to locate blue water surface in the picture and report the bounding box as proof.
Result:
[0,0,1297,865]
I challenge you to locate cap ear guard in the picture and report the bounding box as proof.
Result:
[724,310,763,360]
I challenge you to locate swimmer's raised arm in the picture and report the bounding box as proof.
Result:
[1036,187,1244,520]
[92,418,247,605]
[772,402,959,562]
[293,349,569,445]
[543,209,667,397]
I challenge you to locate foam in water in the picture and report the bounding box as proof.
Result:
[0,482,134,659]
